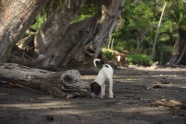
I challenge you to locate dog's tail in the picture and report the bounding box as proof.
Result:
[93,59,100,68]
[93,59,105,68]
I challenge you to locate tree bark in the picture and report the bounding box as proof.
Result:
[135,36,141,53]
[93,0,126,58]
[167,32,180,65]
[135,28,150,53]
[33,0,84,68]
[151,2,167,60]
[11,0,126,69]
[175,41,186,65]
[0,0,49,62]
[0,63,90,98]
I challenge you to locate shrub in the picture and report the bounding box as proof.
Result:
[104,51,115,60]
[126,54,152,66]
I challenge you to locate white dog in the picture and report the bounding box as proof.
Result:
[90,59,114,98]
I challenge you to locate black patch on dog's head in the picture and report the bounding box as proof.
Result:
[90,82,101,95]
[103,64,109,68]
[100,60,105,65]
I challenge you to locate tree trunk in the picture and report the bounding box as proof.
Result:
[10,0,126,69]
[167,33,180,65]
[135,36,140,53]
[135,29,150,54]
[175,40,186,65]
[33,0,84,68]
[93,0,126,58]
[108,35,112,49]
[0,0,49,62]
[0,63,90,98]
[111,38,114,50]
[151,2,167,60]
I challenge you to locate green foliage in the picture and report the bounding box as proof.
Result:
[30,14,46,31]
[132,3,154,19]
[108,0,186,65]
[111,0,156,55]
[116,40,127,51]
[74,0,100,22]
[103,51,115,60]
[158,33,170,42]
[25,0,186,65]
[159,45,173,53]
[126,54,152,66]
[160,20,177,33]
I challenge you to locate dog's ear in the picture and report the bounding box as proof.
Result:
[91,82,101,95]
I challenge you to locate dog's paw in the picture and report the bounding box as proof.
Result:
[91,93,96,98]
[102,93,105,96]
[108,94,113,98]
[98,93,104,98]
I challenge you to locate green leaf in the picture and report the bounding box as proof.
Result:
[158,33,170,42]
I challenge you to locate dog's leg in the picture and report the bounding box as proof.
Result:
[98,93,104,98]
[102,83,105,97]
[98,84,105,98]
[108,78,114,98]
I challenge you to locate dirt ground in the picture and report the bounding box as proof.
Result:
[0,66,186,124]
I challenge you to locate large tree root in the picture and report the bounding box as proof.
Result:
[0,63,90,98]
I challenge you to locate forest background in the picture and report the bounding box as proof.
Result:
[1,0,186,69]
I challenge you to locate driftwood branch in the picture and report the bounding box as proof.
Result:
[0,63,90,98]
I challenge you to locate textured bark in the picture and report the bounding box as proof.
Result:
[167,33,180,65]
[0,0,125,98]
[0,63,90,98]
[33,0,84,67]
[134,29,150,53]
[27,0,125,68]
[175,42,186,65]
[0,0,49,62]
[4,0,125,69]
[93,0,126,58]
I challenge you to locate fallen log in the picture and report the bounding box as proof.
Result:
[0,63,90,98]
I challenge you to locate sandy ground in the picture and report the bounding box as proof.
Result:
[0,66,186,124]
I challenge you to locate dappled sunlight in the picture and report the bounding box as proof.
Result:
[1,63,186,123]
[0,98,169,115]
[165,85,186,89]
[1,82,186,123]
[81,75,96,80]
[0,98,179,124]
[0,93,9,96]
[1,0,186,123]
[121,106,169,115]
[0,100,70,110]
